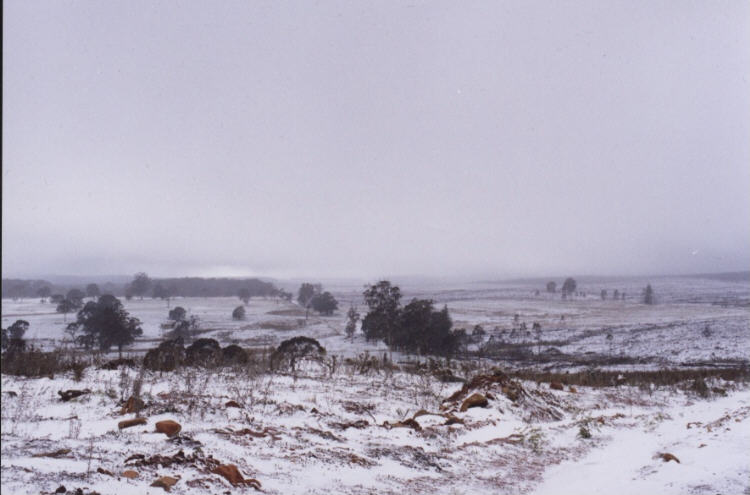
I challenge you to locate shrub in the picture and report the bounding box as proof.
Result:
[143,338,185,371]
[644,284,656,305]
[185,338,222,367]
[232,305,246,320]
[222,344,249,365]
[578,425,592,439]
[3,320,28,352]
[1,347,88,378]
[509,367,749,388]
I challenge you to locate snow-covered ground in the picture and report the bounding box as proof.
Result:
[2,275,748,493]
[1,365,748,494]
[3,275,748,365]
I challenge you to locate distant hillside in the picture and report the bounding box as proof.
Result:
[148,277,278,298]
[1,279,58,299]
[686,271,750,283]
[2,276,279,299]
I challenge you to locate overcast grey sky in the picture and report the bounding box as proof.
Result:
[3,1,749,280]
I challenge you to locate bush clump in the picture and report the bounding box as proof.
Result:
[185,338,222,367]
[222,344,249,365]
[143,338,185,372]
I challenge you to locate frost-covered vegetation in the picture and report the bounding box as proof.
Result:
[2,274,749,494]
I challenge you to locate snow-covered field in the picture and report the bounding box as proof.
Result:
[1,365,748,494]
[2,275,749,494]
[2,275,748,366]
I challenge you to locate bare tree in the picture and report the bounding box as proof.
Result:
[345,306,360,340]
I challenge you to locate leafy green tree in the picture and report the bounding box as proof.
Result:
[7,284,22,300]
[130,272,152,299]
[392,299,456,355]
[152,282,170,300]
[562,277,577,297]
[270,336,326,373]
[311,291,338,316]
[56,298,79,322]
[168,316,200,343]
[297,283,321,307]
[168,306,187,322]
[66,289,85,308]
[361,281,402,343]
[37,286,52,301]
[68,295,143,357]
[86,283,101,299]
[546,281,556,293]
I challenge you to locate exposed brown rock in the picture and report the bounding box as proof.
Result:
[330,419,369,430]
[460,393,488,412]
[118,417,147,429]
[32,448,71,458]
[212,464,261,489]
[385,418,422,431]
[569,386,578,393]
[151,475,179,491]
[97,467,114,476]
[549,382,564,391]
[657,452,680,463]
[225,400,242,408]
[58,389,91,402]
[341,400,375,415]
[443,414,464,425]
[445,369,563,422]
[120,396,145,415]
[122,470,139,479]
[155,420,182,437]
[445,370,524,404]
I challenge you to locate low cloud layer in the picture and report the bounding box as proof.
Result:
[3,1,749,279]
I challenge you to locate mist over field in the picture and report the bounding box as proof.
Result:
[3,1,749,280]
[2,1,749,495]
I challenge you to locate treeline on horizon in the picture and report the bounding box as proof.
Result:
[1,277,279,300]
